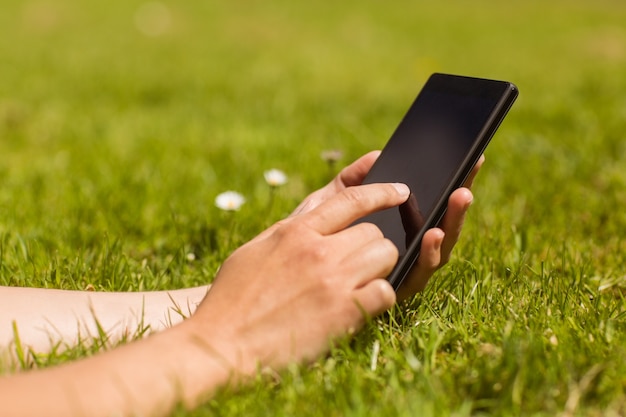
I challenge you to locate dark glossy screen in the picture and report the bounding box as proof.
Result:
[359,74,513,262]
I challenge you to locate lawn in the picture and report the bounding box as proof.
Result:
[1,0,626,415]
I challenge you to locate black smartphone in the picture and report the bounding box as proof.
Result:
[356,73,518,291]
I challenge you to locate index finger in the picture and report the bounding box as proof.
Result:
[301,183,410,235]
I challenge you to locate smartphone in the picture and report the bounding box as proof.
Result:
[356,73,518,291]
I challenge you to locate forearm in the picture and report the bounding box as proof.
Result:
[0,286,209,354]
[0,321,240,417]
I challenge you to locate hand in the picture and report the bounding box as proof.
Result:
[290,151,483,301]
[190,182,410,372]
[396,155,483,300]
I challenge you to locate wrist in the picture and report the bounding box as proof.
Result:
[173,316,258,396]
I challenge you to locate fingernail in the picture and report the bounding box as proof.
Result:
[392,183,410,198]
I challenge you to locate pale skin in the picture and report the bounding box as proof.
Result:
[0,151,481,417]
[0,286,210,353]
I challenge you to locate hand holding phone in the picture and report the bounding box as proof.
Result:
[356,73,518,293]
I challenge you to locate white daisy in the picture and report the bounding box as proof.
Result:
[215,191,245,211]
[264,169,288,187]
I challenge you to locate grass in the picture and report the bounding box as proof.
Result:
[2,0,626,415]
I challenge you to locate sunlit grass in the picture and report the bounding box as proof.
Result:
[1,0,626,415]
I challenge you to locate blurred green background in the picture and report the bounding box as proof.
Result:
[1,0,626,415]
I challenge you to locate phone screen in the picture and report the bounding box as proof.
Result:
[358,73,518,289]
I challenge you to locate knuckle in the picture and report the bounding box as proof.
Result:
[340,186,366,205]
[270,220,313,248]
[275,219,305,237]
[356,222,384,239]
[382,238,399,259]
[318,274,336,292]
[305,243,329,263]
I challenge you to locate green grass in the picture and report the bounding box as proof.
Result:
[2,0,626,415]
